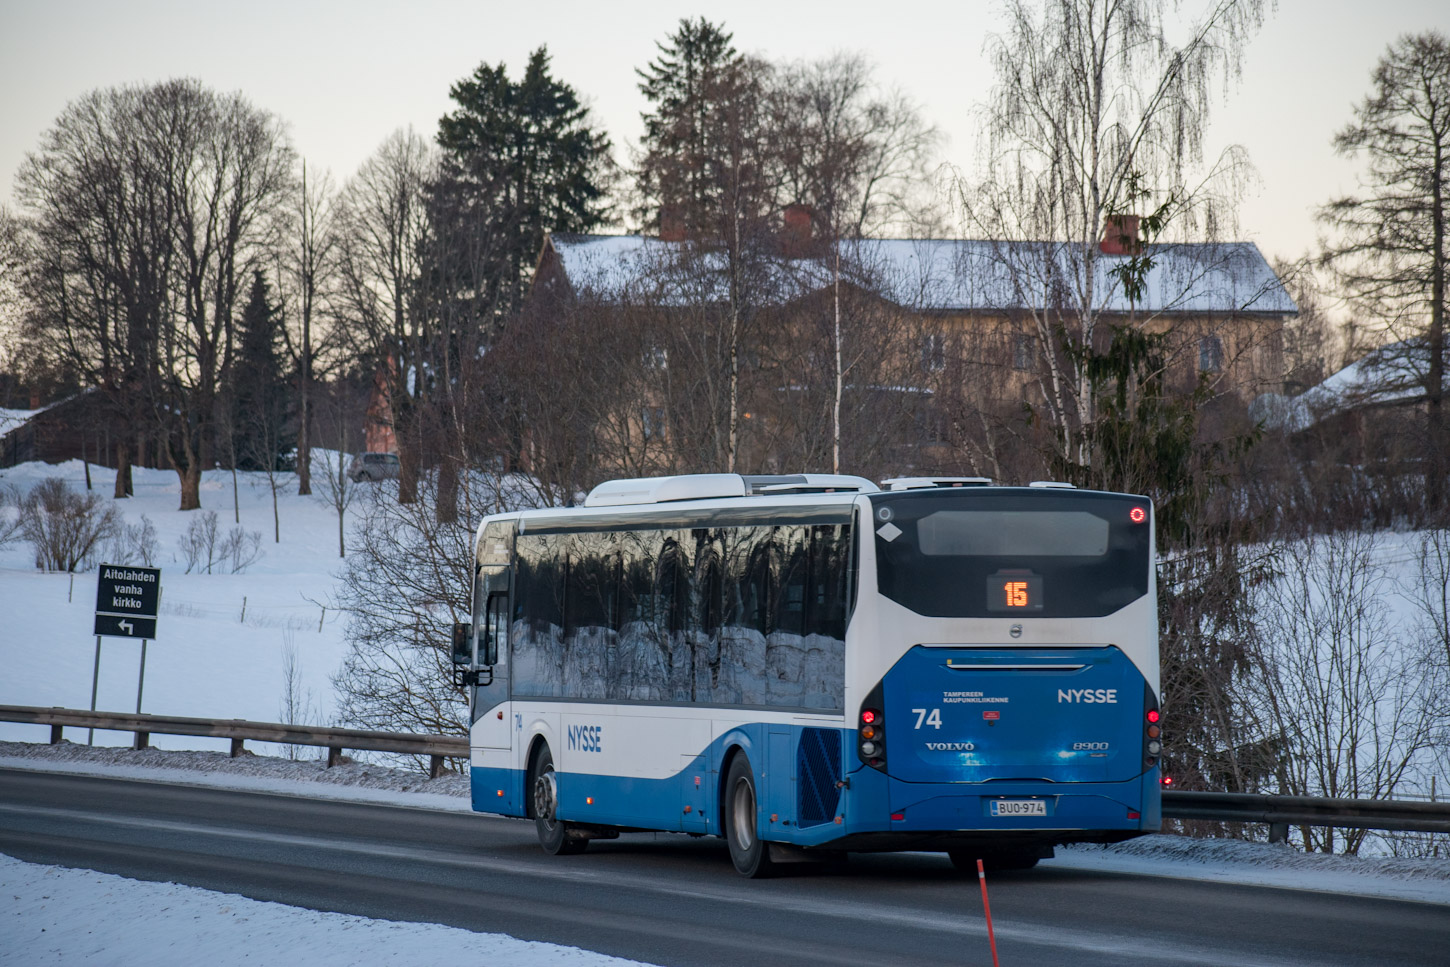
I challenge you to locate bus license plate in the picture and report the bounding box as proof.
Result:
[990,799,1047,817]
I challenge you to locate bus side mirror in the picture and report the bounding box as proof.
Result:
[450,622,472,665]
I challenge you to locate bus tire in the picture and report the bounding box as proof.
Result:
[724,752,775,878]
[948,850,1039,872]
[530,744,586,856]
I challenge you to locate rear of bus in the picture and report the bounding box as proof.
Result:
[840,486,1161,861]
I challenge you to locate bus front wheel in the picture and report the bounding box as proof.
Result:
[724,753,775,878]
[530,744,586,855]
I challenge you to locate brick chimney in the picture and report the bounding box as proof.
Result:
[1100,214,1142,256]
[781,203,814,258]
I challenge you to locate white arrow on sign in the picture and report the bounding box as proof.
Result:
[119,619,134,635]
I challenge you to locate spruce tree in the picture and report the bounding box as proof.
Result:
[634,18,755,238]
[231,270,292,472]
[433,46,612,325]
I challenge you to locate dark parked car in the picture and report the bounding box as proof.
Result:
[348,452,400,482]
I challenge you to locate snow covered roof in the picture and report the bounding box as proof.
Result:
[1252,338,1448,432]
[0,389,96,438]
[546,234,1296,316]
[0,407,40,437]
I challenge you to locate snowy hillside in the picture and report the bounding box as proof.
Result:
[0,458,362,753]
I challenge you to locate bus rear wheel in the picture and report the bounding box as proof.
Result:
[724,753,775,878]
[530,745,587,856]
[948,850,1039,872]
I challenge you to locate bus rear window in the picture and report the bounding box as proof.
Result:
[871,490,1150,618]
[917,510,1109,557]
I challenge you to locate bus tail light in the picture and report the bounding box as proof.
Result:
[858,681,887,772]
[1143,683,1162,771]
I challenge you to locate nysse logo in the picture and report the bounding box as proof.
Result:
[568,724,603,752]
[1057,688,1118,704]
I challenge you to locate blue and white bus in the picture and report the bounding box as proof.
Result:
[451,472,1162,876]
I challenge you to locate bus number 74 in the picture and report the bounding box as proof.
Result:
[912,708,942,729]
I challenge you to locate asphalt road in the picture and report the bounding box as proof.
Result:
[0,767,1443,967]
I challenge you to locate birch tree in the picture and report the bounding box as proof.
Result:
[954,0,1267,472]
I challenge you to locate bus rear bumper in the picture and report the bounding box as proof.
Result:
[826,766,1162,849]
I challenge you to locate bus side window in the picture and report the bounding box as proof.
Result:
[811,524,848,640]
[622,532,655,625]
[737,540,774,636]
[777,525,809,637]
[656,537,688,634]
[695,546,723,635]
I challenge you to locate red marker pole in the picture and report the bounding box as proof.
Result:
[977,858,1001,967]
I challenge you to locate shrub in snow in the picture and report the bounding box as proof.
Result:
[21,477,120,572]
[1247,529,1439,854]
[221,525,263,574]
[0,484,23,550]
[178,511,263,574]
[334,474,474,753]
[178,511,220,573]
[104,514,159,567]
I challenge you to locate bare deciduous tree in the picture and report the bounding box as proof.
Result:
[335,128,435,503]
[18,80,296,510]
[1320,31,1450,511]
[1249,530,1438,853]
[278,161,340,498]
[953,0,1268,471]
[333,473,477,749]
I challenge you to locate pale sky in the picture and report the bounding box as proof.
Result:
[1,0,1447,267]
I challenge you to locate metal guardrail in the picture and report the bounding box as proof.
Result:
[1163,789,1450,840]
[2,705,1448,837]
[0,705,469,779]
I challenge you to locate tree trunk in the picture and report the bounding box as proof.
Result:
[297,367,311,496]
[832,250,843,474]
[173,431,203,511]
[114,441,133,499]
[1427,153,1445,514]
[437,455,458,524]
[179,461,202,511]
[395,397,419,505]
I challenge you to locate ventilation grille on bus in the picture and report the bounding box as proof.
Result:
[796,728,843,828]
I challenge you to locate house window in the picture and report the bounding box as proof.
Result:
[644,346,668,370]
[642,406,666,440]
[1013,333,1035,371]
[1199,335,1224,373]
[921,332,945,373]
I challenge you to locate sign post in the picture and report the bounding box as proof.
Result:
[88,636,101,746]
[92,565,162,743]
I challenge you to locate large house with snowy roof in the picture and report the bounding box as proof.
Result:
[526,224,1295,476]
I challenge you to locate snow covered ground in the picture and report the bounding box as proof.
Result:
[0,458,357,755]
[0,853,657,967]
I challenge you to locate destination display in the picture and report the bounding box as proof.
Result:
[986,570,1043,613]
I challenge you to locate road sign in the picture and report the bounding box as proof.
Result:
[94,564,160,640]
[95,565,161,617]
[88,565,163,733]
[93,613,158,639]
